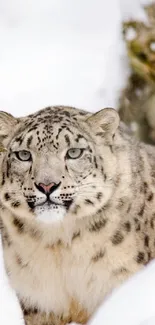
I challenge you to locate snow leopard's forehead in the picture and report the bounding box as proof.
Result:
[24,106,89,128]
[11,106,91,150]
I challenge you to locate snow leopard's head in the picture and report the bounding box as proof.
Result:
[0,106,119,231]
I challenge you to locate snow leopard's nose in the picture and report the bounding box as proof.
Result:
[35,182,60,195]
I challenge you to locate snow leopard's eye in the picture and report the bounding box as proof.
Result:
[15,150,32,162]
[66,148,84,159]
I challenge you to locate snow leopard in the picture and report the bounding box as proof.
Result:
[0,106,155,325]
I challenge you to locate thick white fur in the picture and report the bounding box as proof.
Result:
[1,232,155,325]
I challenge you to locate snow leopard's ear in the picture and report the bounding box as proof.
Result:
[86,108,120,139]
[0,111,18,150]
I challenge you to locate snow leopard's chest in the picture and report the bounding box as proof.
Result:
[4,227,141,321]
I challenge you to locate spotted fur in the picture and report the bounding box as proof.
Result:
[0,106,155,325]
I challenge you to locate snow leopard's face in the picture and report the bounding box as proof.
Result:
[0,106,119,227]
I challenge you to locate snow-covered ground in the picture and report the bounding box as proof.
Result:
[88,260,155,325]
[0,0,155,324]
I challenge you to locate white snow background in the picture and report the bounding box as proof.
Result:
[0,0,155,324]
[0,0,125,115]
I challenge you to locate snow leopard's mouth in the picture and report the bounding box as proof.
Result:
[27,198,73,211]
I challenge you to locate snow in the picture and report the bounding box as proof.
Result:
[150,42,155,52]
[120,0,152,21]
[0,0,155,325]
[88,260,155,325]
